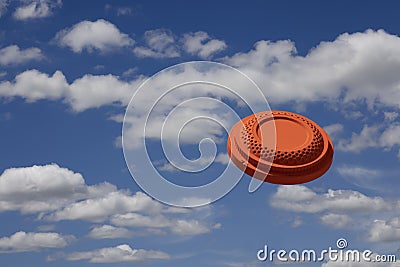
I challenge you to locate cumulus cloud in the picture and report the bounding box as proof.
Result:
[133,29,229,59]
[0,164,116,214]
[270,185,389,213]
[338,123,400,154]
[221,29,400,155]
[0,45,43,66]
[0,69,146,111]
[60,244,170,263]
[379,124,400,149]
[111,213,170,228]
[171,219,213,235]
[111,213,213,236]
[4,30,400,154]
[324,123,344,139]
[182,31,227,59]
[13,0,61,20]
[0,164,219,240]
[87,225,133,239]
[0,70,69,102]
[224,29,400,108]
[337,124,381,152]
[46,191,163,222]
[134,29,180,58]
[2,29,400,119]
[367,218,400,242]
[270,185,400,243]
[55,19,134,53]
[383,111,398,121]
[0,231,74,252]
[120,62,262,150]
[68,73,141,111]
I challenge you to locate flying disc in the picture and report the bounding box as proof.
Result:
[227,111,334,185]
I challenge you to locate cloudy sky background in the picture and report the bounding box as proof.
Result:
[1,0,400,266]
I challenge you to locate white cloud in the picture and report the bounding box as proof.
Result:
[111,213,170,228]
[122,67,137,77]
[46,191,163,222]
[224,29,400,108]
[0,69,69,102]
[384,111,398,122]
[271,186,400,244]
[270,185,389,214]
[220,29,400,156]
[0,164,116,214]
[87,225,133,239]
[134,29,180,58]
[0,231,74,252]
[320,213,352,228]
[62,244,170,263]
[1,31,397,114]
[367,218,400,242]
[379,123,400,149]
[13,0,61,20]
[110,213,213,236]
[0,45,43,66]
[338,125,380,152]
[5,30,400,156]
[133,29,229,59]
[121,74,243,149]
[324,123,344,139]
[171,219,211,235]
[182,31,227,59]
[68,73,140,111]
[0,163,218,241]
[0,69,146,111]
[55,19,134,53]
[338,123,400,153]
[1,30,400,122]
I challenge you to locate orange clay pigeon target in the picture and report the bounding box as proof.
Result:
[227,111,334,185]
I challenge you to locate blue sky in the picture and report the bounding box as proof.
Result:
[1,0,400,266]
